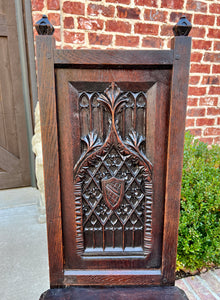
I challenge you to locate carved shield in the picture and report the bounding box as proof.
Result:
[102,177,125,210]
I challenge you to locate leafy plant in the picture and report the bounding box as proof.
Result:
[177,131,220,271]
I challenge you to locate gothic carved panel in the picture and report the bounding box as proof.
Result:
[73,82,153,258]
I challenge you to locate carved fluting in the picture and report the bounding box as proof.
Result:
[73,83,153,257]
[74,181,84,255]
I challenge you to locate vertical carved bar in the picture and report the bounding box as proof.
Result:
[162,17,192,284]
[35,16,64,287]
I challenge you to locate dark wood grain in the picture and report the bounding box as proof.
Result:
[36,38,191,293]
[162,36,192,284]
[54,49,174,67]
[36,35,64,287]
[40,286,188,300]
[56,68,171,274]
[64,269,162,286]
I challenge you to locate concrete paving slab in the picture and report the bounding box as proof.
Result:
[0,205,49,300]
[0,187,40,209]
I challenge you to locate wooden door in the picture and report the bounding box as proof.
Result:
[0,0,31,189]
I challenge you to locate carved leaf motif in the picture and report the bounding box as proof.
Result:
[81,131,102,153]
[97,83,128,113]
[125,130,145,150]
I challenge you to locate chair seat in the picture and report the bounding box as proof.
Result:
[40,286,188,300]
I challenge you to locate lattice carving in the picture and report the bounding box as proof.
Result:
[73,83,153,257]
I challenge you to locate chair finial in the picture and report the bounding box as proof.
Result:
[35,15,54,36]
[173,16,192,36]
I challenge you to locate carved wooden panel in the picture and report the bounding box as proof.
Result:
[56,67,172,273]
[72,83,153,258]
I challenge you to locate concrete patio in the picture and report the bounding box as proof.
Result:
[0,187,219,300]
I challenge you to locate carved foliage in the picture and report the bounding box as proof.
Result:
[73,83,153,257]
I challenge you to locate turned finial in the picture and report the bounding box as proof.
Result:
[173,16,192,36]
[35,15,54,36]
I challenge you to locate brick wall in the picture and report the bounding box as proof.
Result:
[31,0,220,145]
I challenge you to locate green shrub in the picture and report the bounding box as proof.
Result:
[177,131,220,271]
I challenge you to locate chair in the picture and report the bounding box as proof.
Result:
[36,15,192,300]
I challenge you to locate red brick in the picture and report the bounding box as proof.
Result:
[209,3,220,14]
[48,13,60,26]
[189,76,200,85]
[185,118,195,127]
[188,86,206,96]
[115,35,139,47]
[213,65,220,74]
[217,118,220,126]
[192,40,212,50]
[186,0,207,12]
[32,0,44,11]
[169,12,192,23]
[106,0,130,4]
[160,25,173,36]
[187,98,198,106]
[161,0,184,9]
[135,0,157,6]
[167,39,171,49]
[207,107,220,116]
[209,86,220,95]
[142,37,162,48]
[214,41,220,51]
[78,17,104,30]
[63,1,84,15]
[88,33,113,46]
[199,97,218,106]
[194,14,215,26]
[64,17,74,29]
[190,52,203,63]
[204,53,220,63]
[144,9,168,22]
[208,29,220,39]
[204,127,220,136]
[188,128,202,136]
[117,6,140,19]
[190,64,210,74]
[187,108,206,117]
[196,118,215,126]
[214,137,220,144]
[199,137,213,145]
[106,20,131,33]
[202,76,220,85]
[217,17,220,27]
[47,0,60,10]
[190,27,205,38]
[32,13,43,25]
[87,4,115,18]
[135,23,159,35]
[63,45,72,49]
[64,31,85,44]
[54,28,61,42]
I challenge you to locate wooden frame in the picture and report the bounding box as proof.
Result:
[36,32,191,290]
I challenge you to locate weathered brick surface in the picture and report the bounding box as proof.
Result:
[31,0,220,145]
[116,35,139,47]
